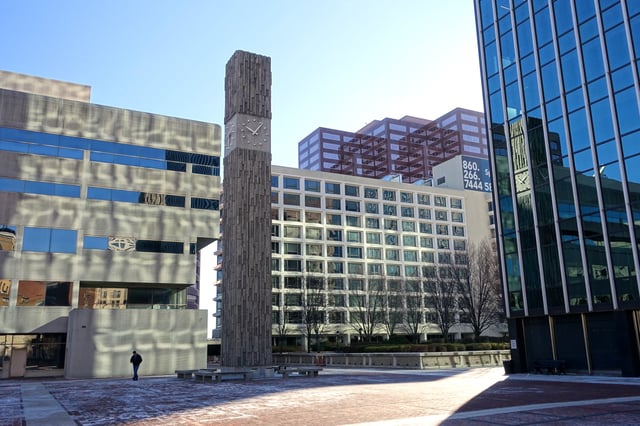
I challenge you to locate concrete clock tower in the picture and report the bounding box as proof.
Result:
[221,51,273,368]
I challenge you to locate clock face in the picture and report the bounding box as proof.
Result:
[224,115,271,155]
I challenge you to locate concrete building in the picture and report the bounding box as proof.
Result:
[475,0,640,375]
[214,165,497,346]
[0,71,221,378]
[297,108,487,184]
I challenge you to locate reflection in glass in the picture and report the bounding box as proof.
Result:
[17,281,71,306]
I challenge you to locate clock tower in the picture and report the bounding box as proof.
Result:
[221,51,272,368]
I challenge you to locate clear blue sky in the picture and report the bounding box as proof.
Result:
[0,0,484,168]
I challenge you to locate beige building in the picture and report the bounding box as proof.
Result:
[0,71,221,378]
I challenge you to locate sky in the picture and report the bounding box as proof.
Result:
[0,0,484,169]
[0,0,485,334]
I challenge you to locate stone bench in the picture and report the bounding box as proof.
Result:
[193,369,252,383]
[175,369,199,379]
[278,366,323,379]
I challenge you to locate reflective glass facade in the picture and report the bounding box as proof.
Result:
[476,0,640,375]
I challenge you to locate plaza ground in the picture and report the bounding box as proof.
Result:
[3,366,640,425]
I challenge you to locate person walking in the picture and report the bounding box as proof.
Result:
[130,350,143,381]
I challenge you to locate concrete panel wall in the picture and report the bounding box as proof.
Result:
[65,309,208,379]
[0,307,69,333]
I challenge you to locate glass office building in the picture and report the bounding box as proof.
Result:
[475,0,640,375]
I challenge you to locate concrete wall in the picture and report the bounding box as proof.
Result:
[65,309,208,379]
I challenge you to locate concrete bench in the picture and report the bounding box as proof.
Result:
[534,359,566,374]
[193,369,251,383]
[278,366,323,379]
[175,369,199,379]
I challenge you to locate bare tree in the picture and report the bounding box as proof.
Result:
[456,239,502,341]
[403,280,423,343]
[423,264,459,342]
[274,298,290,353]
[301,275,326,352]
[380,277,403,339]
[349,277,385,343]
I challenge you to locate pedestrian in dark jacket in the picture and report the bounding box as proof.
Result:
[130,350,143,381]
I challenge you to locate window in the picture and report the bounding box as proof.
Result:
[328,229,343,241]
[434,196,447,207]
[418,208,431,219]
[283,176,300,190]
[285,293,302,306]
[286,311,302,323]
[271,191,279,203]
[435,210,448,221]
[366,232,381,244]
[327,214,341,225]
[347,247,362,258]
[422,251,435,263]
[385,234,398,245]
[306,227,322,240]
[272,276,280,289]
[386,265,401,276]
[271,225,280,237]
[438,253,452,264]
[283,226,301,238]
[347,231,362,242]
[366,218,380,229]
[384,219,398,230]
[420,223,433,234]
[454,240,466,251]
[348,263,364,274]
[368,247,382,259]
[451,198,463,209]
[271,176,279,187]
[368,263,382,275]
[330,295,346,308]
[16,281,71,306]
[438,239,450,249]
[23,228,77,253]
[329,278,344,290]
[452,212,464,222]
[305,211,321,223]
[366,203,379,214]
[306,260,323,273]
[284,210,301,221]
[306,244,323,256]
[384,204,397,216]
[284,259,302,271]
[271,259,280,271]
[452,226,465,236]
[83,236,108,250]
[400,192,413,203]
[326,198,341,209]
[402,221,415,232]
[327,245,343,257]
[346,215,360,227]
[404,250,418,262]
[327,262,344,273]
[284,276,302,289]
[418,194,430,205]
[420,237,434,248]
[401,207,414,217]
[383,190,396,201]
[283,193,300,205]
[405,266,419,277]
[402,236,417,246]
[386,249,399,261]
[305,196,321,208]
[345,185,359,196]
[305,179,321,192]
[345,200,360,212]
[271,242,280,254]
[365,188,378,199]
[349,279,364,290]
[271,209,279,220]
[325,182,341,194]
[284,243,301,255]
[436,224,449,235]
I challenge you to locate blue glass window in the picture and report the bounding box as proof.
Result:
[271,176,279,187]
[553,0,573,35]
[534,7,553,46]
[606,25,630,71]
[485,41,499,76]
[191,198,219,210]
[588,77,608,103]
[541,62,560,102]
[602,3,623,30]
[0,178,80,198]
[283,177,300,190]
[575,0,596,23]
[83,236,108,250]
[136,240,183,254]
[516,20,533,57]
[23,227,77,253]
[304,179,320,192]
[612,65,635,92]
[523,72,540,111]
[615,87,640,135]
[192,165,219,176]
[561,50,582,92]
[591,98,615,143]
[568,109,590,152]
[582,38,605,82]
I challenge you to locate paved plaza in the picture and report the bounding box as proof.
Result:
[3,366,640,425]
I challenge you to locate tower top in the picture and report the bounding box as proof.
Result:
[224,50,272,123]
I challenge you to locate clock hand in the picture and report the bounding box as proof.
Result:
[244,125,255,134]
[253,122,263,134]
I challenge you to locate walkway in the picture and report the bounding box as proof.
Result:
[2,367,640,425]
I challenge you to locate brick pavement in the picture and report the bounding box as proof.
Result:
[1,367,640,425]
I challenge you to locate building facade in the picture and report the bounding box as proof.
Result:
[297,108,487,184]
[0,71,221,378]
[214,165,497,346]
[475,0,640,375]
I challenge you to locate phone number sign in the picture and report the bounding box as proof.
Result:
[462,156,492,192]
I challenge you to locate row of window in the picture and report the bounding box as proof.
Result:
[0,127,220,175]
[272,224,465,240]
[0,177,219,210]
[275,208,464,223]
[271,310,440,325]
[271,259,465,275]
[272,242,465,258]
[271,176,462,208]
[0,227,194,254]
